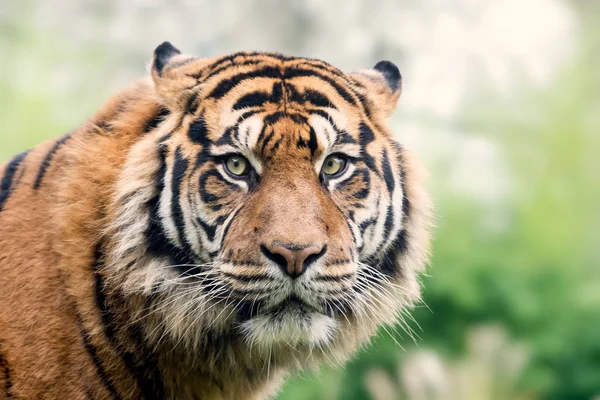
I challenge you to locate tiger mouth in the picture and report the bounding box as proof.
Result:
[236,294,341,347]
[235,294,324,322]
[270,295,320,314]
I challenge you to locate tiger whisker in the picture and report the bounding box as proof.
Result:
[351,280,419,344]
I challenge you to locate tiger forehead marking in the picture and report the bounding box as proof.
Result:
[0,41,431,399]
[186,55,365,168]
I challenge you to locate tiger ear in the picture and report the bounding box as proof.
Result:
[150,42,207,111]
[351,60,402,117]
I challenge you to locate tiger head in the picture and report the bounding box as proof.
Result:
[107,42,431,365]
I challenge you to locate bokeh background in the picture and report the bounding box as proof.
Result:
[1,0,599,398]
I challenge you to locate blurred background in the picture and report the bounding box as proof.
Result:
[1,0,598,398]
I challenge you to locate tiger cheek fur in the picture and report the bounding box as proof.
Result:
[0,41,432,400]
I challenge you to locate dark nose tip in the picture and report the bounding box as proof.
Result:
[261,244,327,279]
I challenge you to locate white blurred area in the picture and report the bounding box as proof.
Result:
[0,0,577,214]
[365,325,529,400]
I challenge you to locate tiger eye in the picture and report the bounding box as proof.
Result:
[322,155,347,176]
[225,155,249,176]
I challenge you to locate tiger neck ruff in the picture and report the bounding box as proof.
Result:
[0,43,432,400]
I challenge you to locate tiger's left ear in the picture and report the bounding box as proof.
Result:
[150,42,209,111]
[351,61,402,117]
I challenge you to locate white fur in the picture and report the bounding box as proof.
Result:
[240,311,338,351]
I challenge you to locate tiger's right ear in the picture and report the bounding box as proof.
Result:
[350,60,402,118]
[150,42,209,112]
[152,41,183,77]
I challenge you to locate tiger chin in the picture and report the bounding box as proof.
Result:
[0,42,432,400]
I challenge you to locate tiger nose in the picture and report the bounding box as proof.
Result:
[261,244,327,279]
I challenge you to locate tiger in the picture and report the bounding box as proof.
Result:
[0,42,432,400]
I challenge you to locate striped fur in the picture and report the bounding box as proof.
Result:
[0,43,432,399]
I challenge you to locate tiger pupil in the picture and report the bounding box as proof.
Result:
[322,155,346,176]
[226,155,248,176]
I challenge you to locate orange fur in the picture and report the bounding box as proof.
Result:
[0,45,432,399]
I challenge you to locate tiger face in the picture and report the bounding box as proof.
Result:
[108,43,431,360]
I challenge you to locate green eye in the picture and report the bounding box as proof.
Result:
[321,155,347,176]
[225,155,250,176]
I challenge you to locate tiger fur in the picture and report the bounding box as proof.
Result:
[0,42,432,399]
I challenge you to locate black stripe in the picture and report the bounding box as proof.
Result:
[208,66,283,99]
[197,58,265,82]
[77,316,122,400]
[375,146,411,276]
[93,246,165,399]
[376,204,395,257]
[220,206,243,247]
[338,168,370,200]
[199,52,330,83]
[269,137,283,155]
[227,287,271,297]
[0,341,13,398]
[401,173,410,220]
[354,91,372,118]
[303,89,335,108]
[146,194,194,268]
[335,131,357,145]
[381,148,395,194]
[0,150,30,212]
[171,147,192,251]
[33,134,71,189]
[314,273,354,282]
[285,83,305,104]
[221,259,263,267]
[189,53,362,110]
[188,117,210,145]
[203,51,302,75]
[358,217,377,235]
[221,271,273,283]
[215,126,237,146]
[145,147,196,269]
[308,126,319,156]
[190,52,266,79]
[329,258,353,266]
[296,126,319,156]
[185,93,200,115]
[389,141,410,220]
[295,60,349,81]
[272,81,285,104]
[260,129,275,157]
[282,68,358,106]
[198,169,236,208]
[378,229,408,277]
[232,91,271,110]
[207,65,359,112]
[143,108,171,133]
[358,123,379,175]
[262,111,287,127]
[309,109,333,122]
[307,109,357,145]
[197,217,217,242]
[263,111,308,126]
